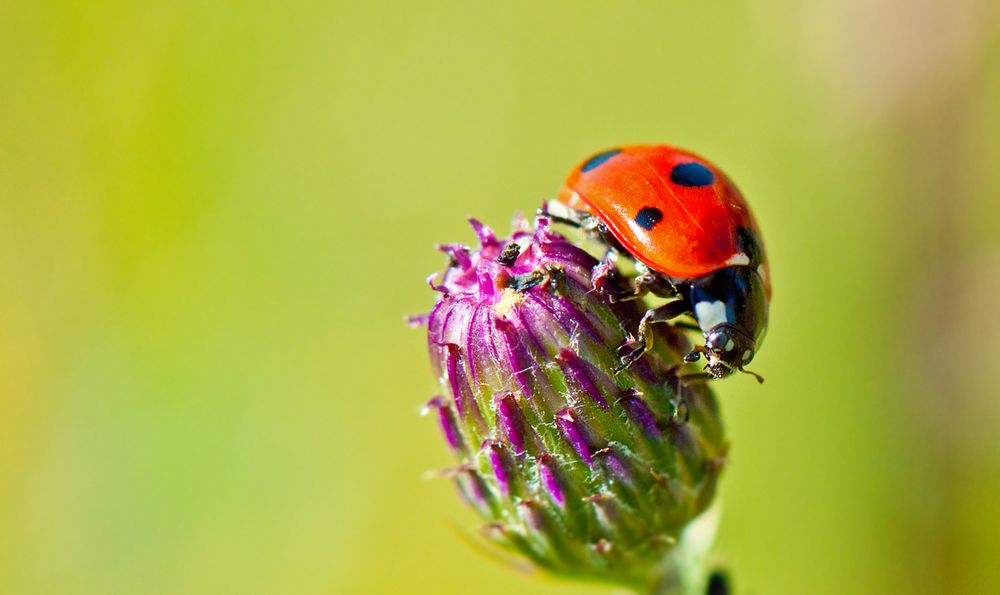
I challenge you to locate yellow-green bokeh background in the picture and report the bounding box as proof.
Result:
[3,2,1000,594]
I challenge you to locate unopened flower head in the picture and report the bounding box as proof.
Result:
[417,216,727,590]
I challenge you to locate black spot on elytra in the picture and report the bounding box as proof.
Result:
[581,148,621,172]
[634,206,663,231]
[670,162,714,187]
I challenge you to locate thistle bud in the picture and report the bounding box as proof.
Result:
[417,217,728,592]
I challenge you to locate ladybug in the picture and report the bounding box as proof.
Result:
[544,145,770,381]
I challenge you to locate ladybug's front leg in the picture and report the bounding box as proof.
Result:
[616,299,692,372]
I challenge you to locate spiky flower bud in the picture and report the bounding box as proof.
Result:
[417,217,728,592]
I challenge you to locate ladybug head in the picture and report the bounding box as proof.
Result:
[694,324,763,382]
[686,266,768,383]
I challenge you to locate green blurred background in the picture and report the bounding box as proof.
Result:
[3,1,1000,593]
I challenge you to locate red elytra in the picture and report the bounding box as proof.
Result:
[558,144,769,293]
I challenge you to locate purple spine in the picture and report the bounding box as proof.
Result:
[537,455,565,506]
[555,409,594,465]
[496,393,528,454]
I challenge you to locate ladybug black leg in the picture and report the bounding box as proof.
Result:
[611,267,678,303]
[594,261,679,304]
[597,268,654,303]
[616,299,692,372]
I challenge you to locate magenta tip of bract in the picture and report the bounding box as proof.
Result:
[467,217,498,248]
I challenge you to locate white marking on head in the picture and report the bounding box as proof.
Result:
[694,300,728,332]
[725,339,735,351]
[725,252,750,266]
[742,350,752,363]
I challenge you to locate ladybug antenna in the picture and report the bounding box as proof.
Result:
[739,367,765,384]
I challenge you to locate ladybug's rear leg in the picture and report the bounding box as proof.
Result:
[616,299,692,372]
